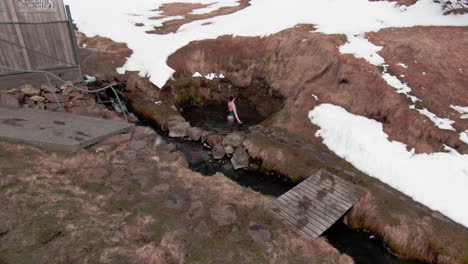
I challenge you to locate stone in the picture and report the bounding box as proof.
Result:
[187,127,202,141]
[154,137,177,152]
[68,106,89,115]
[212,144,226,160]
[206,134,223,147]
[41,84,59,93]
[44,93,70,103]
[69,91,84,99]
[85,98,96,106]
[201,130,211,143]
[133,126,156,139]
[165,194,184,209]
[30,95,45,102]
[99,133,132,145]
[129,140,147,151]
[225,145,235,155]
[45,103,59,111]
[231,147,249,170]
[248,222,271,245]
[187,200,204,220]
[0,92,20,108]
[168,122,190,138]
[20,84,41,96]
[210,204,237,226]
[222,132,245,147]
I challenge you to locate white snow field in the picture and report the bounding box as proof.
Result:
[309,104,468,228]
[64,0,468,227]
[64,0,467,88]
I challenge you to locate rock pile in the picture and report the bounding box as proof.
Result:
[166,117,251,169]
[0,83,123,120]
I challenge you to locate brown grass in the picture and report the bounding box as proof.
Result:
[147,0,251,34]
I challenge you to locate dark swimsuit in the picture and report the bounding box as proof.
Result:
[228,110,234,117]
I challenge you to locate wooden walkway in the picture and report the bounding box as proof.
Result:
[269,169,363,239]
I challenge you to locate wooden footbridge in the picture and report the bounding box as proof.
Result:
[269,169,363,239]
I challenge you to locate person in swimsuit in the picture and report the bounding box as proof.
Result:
[227,96,242,124]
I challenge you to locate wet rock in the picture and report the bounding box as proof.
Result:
[231,147,249,170]
[165,194,184,209]
[187,200,204,219]
[248,222,271,245]
[222,132,245,147]
[20,85,41,96]
[225,145,235,155]
[210,204,237,226]
[206,134,223,147]
[0,92,20,108]
[187,127,202,141]
[44,93,70,103]
[168,122,190,138]
[212,144,226,160]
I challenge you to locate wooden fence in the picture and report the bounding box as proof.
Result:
[0,0,81,89]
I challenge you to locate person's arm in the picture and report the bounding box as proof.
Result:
[233,105,242,123]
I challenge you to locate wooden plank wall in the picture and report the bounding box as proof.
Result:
[269,169,363,239]
[0,0,81,88]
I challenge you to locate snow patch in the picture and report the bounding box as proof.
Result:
[460,131,468,144]
[450,105,468,114]
[192,72,203,77]
[397,63,408,68]
[416,108,455,131]
[309,103,468,228]
[312,94,319,101]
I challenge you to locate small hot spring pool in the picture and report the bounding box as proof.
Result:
[181,102,266,135]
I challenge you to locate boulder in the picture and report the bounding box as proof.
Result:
[168,122,190,138]
[210,204,237,226]
[30,95,45,102]
[222,132,245,147]
[20,84,41,96]
[187,127,202,141]
[212,144,226,160]
[0,92,20,108]
[206,134,223,147]
[231,147,249,170]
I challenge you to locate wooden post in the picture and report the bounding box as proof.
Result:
[6,0,32,70]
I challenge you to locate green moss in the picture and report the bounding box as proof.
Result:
[34,215,63,245]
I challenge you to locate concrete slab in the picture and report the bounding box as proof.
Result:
[0,107,134,152]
